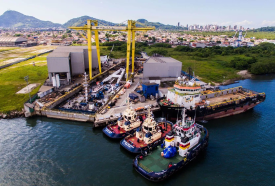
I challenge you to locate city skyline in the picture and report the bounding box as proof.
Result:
[0,0,275,28]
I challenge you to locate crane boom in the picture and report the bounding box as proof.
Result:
[69,20,154,80]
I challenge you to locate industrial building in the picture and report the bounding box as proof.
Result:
[0,36,27,47]
[143,57,182,78]
[46,46,99,86]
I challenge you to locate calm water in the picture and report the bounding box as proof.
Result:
[0,75,275,186]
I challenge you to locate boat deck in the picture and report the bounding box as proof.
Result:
[206,93,244,105]
[125,123,172,148]
[138,146,183,172]
[109,124,126,134]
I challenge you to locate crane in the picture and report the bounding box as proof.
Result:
[69,20,155,80]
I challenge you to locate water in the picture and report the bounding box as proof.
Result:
[1,75,275,186]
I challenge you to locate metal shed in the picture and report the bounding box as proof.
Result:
[0,36,27,46]
[143,57,182,78]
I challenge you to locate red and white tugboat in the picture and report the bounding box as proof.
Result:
[103,98,143,139]
[133,109,209,182]
[120,107,173,154]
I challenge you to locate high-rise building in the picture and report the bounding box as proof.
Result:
[234,25,237,30]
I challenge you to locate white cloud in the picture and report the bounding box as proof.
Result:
[235,20,252,26]
[261,20,275,26]
[220,21,232,25]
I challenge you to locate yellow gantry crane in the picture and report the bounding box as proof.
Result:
[69,20,154,80]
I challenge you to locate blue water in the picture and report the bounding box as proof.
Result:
[0,75,275,186]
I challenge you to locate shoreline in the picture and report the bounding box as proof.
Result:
[0,110,25,119]
[216,70,253,86]
[0,70,257,120]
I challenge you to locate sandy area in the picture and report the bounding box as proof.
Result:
[237,70,252,78]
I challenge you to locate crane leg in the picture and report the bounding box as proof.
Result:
[131,30,135,75]
[95,30,101,74]
[87,20,92,79]
[126,30,132,80]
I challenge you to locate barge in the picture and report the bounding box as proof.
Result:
[158,77,266,121]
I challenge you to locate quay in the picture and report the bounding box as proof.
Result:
[24,60,161,127]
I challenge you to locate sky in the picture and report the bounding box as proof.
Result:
[0,0,275,28]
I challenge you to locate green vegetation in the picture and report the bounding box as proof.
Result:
[0,54,49,113]
[0,47,19,52]
[143,42,275,83]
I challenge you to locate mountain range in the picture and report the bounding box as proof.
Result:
[0,10,178,29]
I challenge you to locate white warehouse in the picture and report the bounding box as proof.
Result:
[143,57,182,78]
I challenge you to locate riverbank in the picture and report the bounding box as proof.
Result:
[0,110,24,119]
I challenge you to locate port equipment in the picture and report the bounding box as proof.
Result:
[69,20,154,80]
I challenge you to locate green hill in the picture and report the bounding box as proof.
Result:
[136,19,178,29]
[0,10,179,30]
[0,10,62,28]
[63,16,118,27]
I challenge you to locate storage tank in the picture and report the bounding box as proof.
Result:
[56,74,60,88]
[52,76,56,87]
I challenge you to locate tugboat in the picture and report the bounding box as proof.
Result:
[102,97,143,139]
[120,107,173,154]
[133,109,209,182]
[158,75,266,121]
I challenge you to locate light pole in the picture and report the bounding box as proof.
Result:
[24,75,31,103]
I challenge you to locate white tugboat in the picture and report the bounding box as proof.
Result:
[133,109,209,182]
[103,97,143,139]
[120,107,173,153]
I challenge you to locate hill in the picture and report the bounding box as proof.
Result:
[0,10,179,29]
[0,10,62,28]
[63,16,118,28]
[136,19,178,29]
[253,26,275,32]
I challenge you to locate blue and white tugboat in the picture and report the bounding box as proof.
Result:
[120,107,173,154]
[103,98,143,139]
[133,109,209,182]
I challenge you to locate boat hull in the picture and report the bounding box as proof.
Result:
[102,125,135,139]
[120,121,174,154]
[158,92,266,121]
[133,126,209,182]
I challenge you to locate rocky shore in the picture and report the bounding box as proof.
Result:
[0,110,25,119]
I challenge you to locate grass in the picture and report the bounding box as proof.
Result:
[100,46,127,59]
[0,46,56,66]
[0,54,49,113]
[0,47,20,52]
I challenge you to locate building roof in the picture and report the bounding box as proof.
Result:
[145,57,181,64]
[142,83,158,86]
[47,52,70,58]
[0,36,27,43]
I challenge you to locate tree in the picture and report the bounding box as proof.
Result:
[152,37,156,43]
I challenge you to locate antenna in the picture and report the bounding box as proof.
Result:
[147,106,151,118]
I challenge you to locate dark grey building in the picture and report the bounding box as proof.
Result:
[143,57,182,78]
[0,36,27,47]
[47,46,99,85]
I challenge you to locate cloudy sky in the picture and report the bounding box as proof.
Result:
[0,0,274,28]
